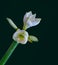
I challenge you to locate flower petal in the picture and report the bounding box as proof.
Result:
[29,14,36,20]
[12,29,21,41]
[26,16,41,28]
[31,18,41,26]
[12,29,28,44]
[23,11,32,22]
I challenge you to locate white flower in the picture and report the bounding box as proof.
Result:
[23,11,41,30]
[13,29,28,44]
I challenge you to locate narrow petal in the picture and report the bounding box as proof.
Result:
[31,18,41,26]
[29,14,36,21]
[23,11,32,22]
[25,11,32,17]
[35,18,41,24]
[12,29,20,41]
[25,14,36,28]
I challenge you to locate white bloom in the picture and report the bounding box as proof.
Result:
[13,29,28,44]
[23,11,41,29]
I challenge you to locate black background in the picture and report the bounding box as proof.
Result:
[0,0,57,65]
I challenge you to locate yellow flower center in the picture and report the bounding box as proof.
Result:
[18,34,24,41]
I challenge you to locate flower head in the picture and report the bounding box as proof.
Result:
[7,11,41,44]
[13,29,28,44]
[23,11,41,30]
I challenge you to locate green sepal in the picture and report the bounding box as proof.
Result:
[28,35,38,43]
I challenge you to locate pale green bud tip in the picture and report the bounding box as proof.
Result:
[28,35,38,43]
[6,18,18,30]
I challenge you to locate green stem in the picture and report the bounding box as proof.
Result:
[23,24,27,30]
[0,41,18,65]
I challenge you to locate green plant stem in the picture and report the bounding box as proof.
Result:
[0,41,18,65]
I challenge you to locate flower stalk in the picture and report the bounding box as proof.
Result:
[0,41,18,65]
